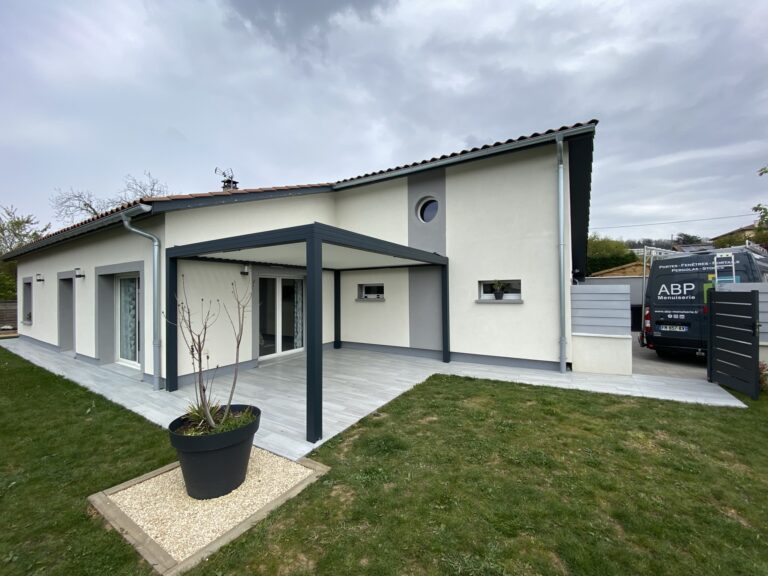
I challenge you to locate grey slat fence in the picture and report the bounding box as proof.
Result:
[572,284,631,336]
[717,283,768,345]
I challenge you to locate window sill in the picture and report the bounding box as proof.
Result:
[21,321,32,325]
[355,298,386,302]
[475,299,524,304]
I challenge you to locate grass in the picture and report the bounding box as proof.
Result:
[2,347,768,575]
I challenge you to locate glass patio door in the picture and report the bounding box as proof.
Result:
[117,276,139,366]
[258,277,304,358]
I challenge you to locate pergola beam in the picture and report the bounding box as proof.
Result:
[164,222,450,443]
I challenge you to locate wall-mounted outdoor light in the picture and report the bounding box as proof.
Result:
[74,267,86,279]
[35,273,44,282]
[240,264,250,276]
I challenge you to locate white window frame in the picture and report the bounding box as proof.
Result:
[357,283,385,301]
[478,279,522,301]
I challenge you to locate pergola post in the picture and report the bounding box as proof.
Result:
[441,263,451,363]
[334,270,341,349]
[165,256,178,391]
[306,233,323,442]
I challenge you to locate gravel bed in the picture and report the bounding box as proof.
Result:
[109,448,314,562]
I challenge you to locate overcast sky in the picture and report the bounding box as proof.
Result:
[1,0,766,240]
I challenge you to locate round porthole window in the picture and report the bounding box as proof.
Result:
[417,198,439,223]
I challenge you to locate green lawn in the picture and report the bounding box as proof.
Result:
[2,347,768,575]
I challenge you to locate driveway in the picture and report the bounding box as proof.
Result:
[632,332,707,379]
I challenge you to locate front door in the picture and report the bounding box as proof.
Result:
[117,276,140,366]
[258,277,304,358]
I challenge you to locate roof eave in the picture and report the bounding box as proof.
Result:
[1,203,153,261]
[332,123,597,191]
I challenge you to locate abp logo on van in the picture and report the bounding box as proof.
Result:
[657,283,696,298]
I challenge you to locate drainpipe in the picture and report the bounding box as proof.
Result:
[122,209,162,390]
[556,135,567,373]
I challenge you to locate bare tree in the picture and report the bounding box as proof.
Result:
[222,280,253,420]
[51,171,169,225]
[173,275,252,430]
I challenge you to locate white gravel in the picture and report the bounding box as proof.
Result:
[108,448,314,562]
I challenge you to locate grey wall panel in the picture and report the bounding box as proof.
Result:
[408,266,442,350]
[407,168,446,255]
[584,276,644,305]
[57,275,75,351]
[571,284,631,335]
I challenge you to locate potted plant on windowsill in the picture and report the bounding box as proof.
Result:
[492,280,506,300]
[168,276,260,500]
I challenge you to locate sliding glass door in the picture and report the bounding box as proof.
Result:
[259,277,304,358]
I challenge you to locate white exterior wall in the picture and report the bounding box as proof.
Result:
[335,179,408,245]
[15,217,164,375]
[572,334,632,375]
[340,269,410,346]
[445,145,572,362]
[164,193,337,247]
[175,260,252,376]
[322,271,335,344]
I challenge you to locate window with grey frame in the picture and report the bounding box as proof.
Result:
[22,279,33,323]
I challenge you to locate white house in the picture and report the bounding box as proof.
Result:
[4,119,606,441]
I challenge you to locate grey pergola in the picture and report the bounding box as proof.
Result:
[165,222,450,443]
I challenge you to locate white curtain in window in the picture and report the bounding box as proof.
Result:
[294,279,304,348]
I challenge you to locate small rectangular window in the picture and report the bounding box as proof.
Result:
[479,279,522,301]
[22,279,33,323]
[357,283,385,300]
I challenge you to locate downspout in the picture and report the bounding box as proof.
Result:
[556,135,567,373]
[122,208,162,390]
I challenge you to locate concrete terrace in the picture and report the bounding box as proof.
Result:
[1,338,745,460]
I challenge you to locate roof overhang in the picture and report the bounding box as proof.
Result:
[1,203,153,261]
[167,222,448,270]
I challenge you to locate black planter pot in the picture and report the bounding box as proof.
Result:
[494,291,504,300]
[168,404,261,500]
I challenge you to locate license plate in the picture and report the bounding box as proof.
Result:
[659,325,688,332]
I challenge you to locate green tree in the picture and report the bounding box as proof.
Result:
[0,206,50,300]
[587,233,637,275]
[675,232,702,245]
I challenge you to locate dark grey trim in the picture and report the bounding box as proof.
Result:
[334,124,597,190]
[166,256,178,391]
[340,341,443,360]
[165,222,450,441]
[2,204,151,260]
[176,359,259,387]
[95,261,145,375]
[474,299,524,304]
[21,276,33,324]
[334,263,433,272]
[75,353,100,365]
[305,232,323,442]
[451,352,561,371]
[57,271,75,353]
[149,185,333,213]
[354,298,386,302]
[18,334,60,352]
[333,270,341,349]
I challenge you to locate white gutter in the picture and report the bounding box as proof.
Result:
[121,207,162,391]
[556,135,567,373]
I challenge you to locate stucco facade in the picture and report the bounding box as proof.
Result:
[11,121,598,387]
